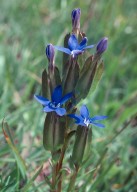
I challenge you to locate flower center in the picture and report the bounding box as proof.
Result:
[49,102,61,109]
[71,51,75,58]
[84,118,90,126]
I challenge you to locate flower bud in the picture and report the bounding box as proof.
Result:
[71,8,81,32]
[96,37,108,54]
[45,44,55,69]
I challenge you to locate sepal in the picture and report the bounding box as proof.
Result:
[43,113,66,152]
[49,66,61,93]
[71,126,89,166]
[63,33,70,77]
[63,60,80,95]
[42,69,50,99]
[75,54,102,103]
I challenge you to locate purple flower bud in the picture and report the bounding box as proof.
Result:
[71,8,81,31]
[96,37,108,54]
[45,44,55,65]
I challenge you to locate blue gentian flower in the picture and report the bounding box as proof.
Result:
[34,85,73,116]
[54,34,94,58]
[69,105,107,128]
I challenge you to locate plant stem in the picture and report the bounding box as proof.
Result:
[56,137,69,192]
[51,162,57,192]
[67,165,79,192]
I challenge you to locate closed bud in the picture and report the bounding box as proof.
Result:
[45,44,55,70]
[71,8,81,33]
[96,37,108,54]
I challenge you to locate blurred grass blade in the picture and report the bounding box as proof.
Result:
[2,120,26,179]
[21,165,43,192]
[113,104,137,129]
[89,160,115,191]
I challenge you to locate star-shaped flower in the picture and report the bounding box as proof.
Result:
[69,105,107,128]
[54,34,94,58]
[34,85,73,116]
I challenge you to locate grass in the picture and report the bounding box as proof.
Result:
[0,0,137,191]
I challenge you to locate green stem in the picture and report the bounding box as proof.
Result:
[56,136,69,192]
[67,165,79,192]
[51,162,57,192]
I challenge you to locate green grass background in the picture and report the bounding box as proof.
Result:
[0,0,137,191]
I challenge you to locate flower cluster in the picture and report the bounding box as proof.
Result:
[34,8,108,191]
[35,85,107,128]
[34,7,108,128]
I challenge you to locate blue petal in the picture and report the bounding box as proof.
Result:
[52,85,62,103]
[83,44,94,49]
[55,108,66,116]
[68,34,79,50]
[43,106,54,112]
[80,105,89,119]
[54,46,71,55]
[90,115,108,122]
[60,92,73,105]
[90,122,105,128]
[34,95,50,106]
[69,114,84,124]
[78,37,88,50]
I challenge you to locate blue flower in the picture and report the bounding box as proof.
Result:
[34,85,73,116]
[69,105,107,128]
[54,34,94,58]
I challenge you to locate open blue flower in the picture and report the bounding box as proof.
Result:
[34,85,73,116]
[54,34,94,58]
[69,105,107,128]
